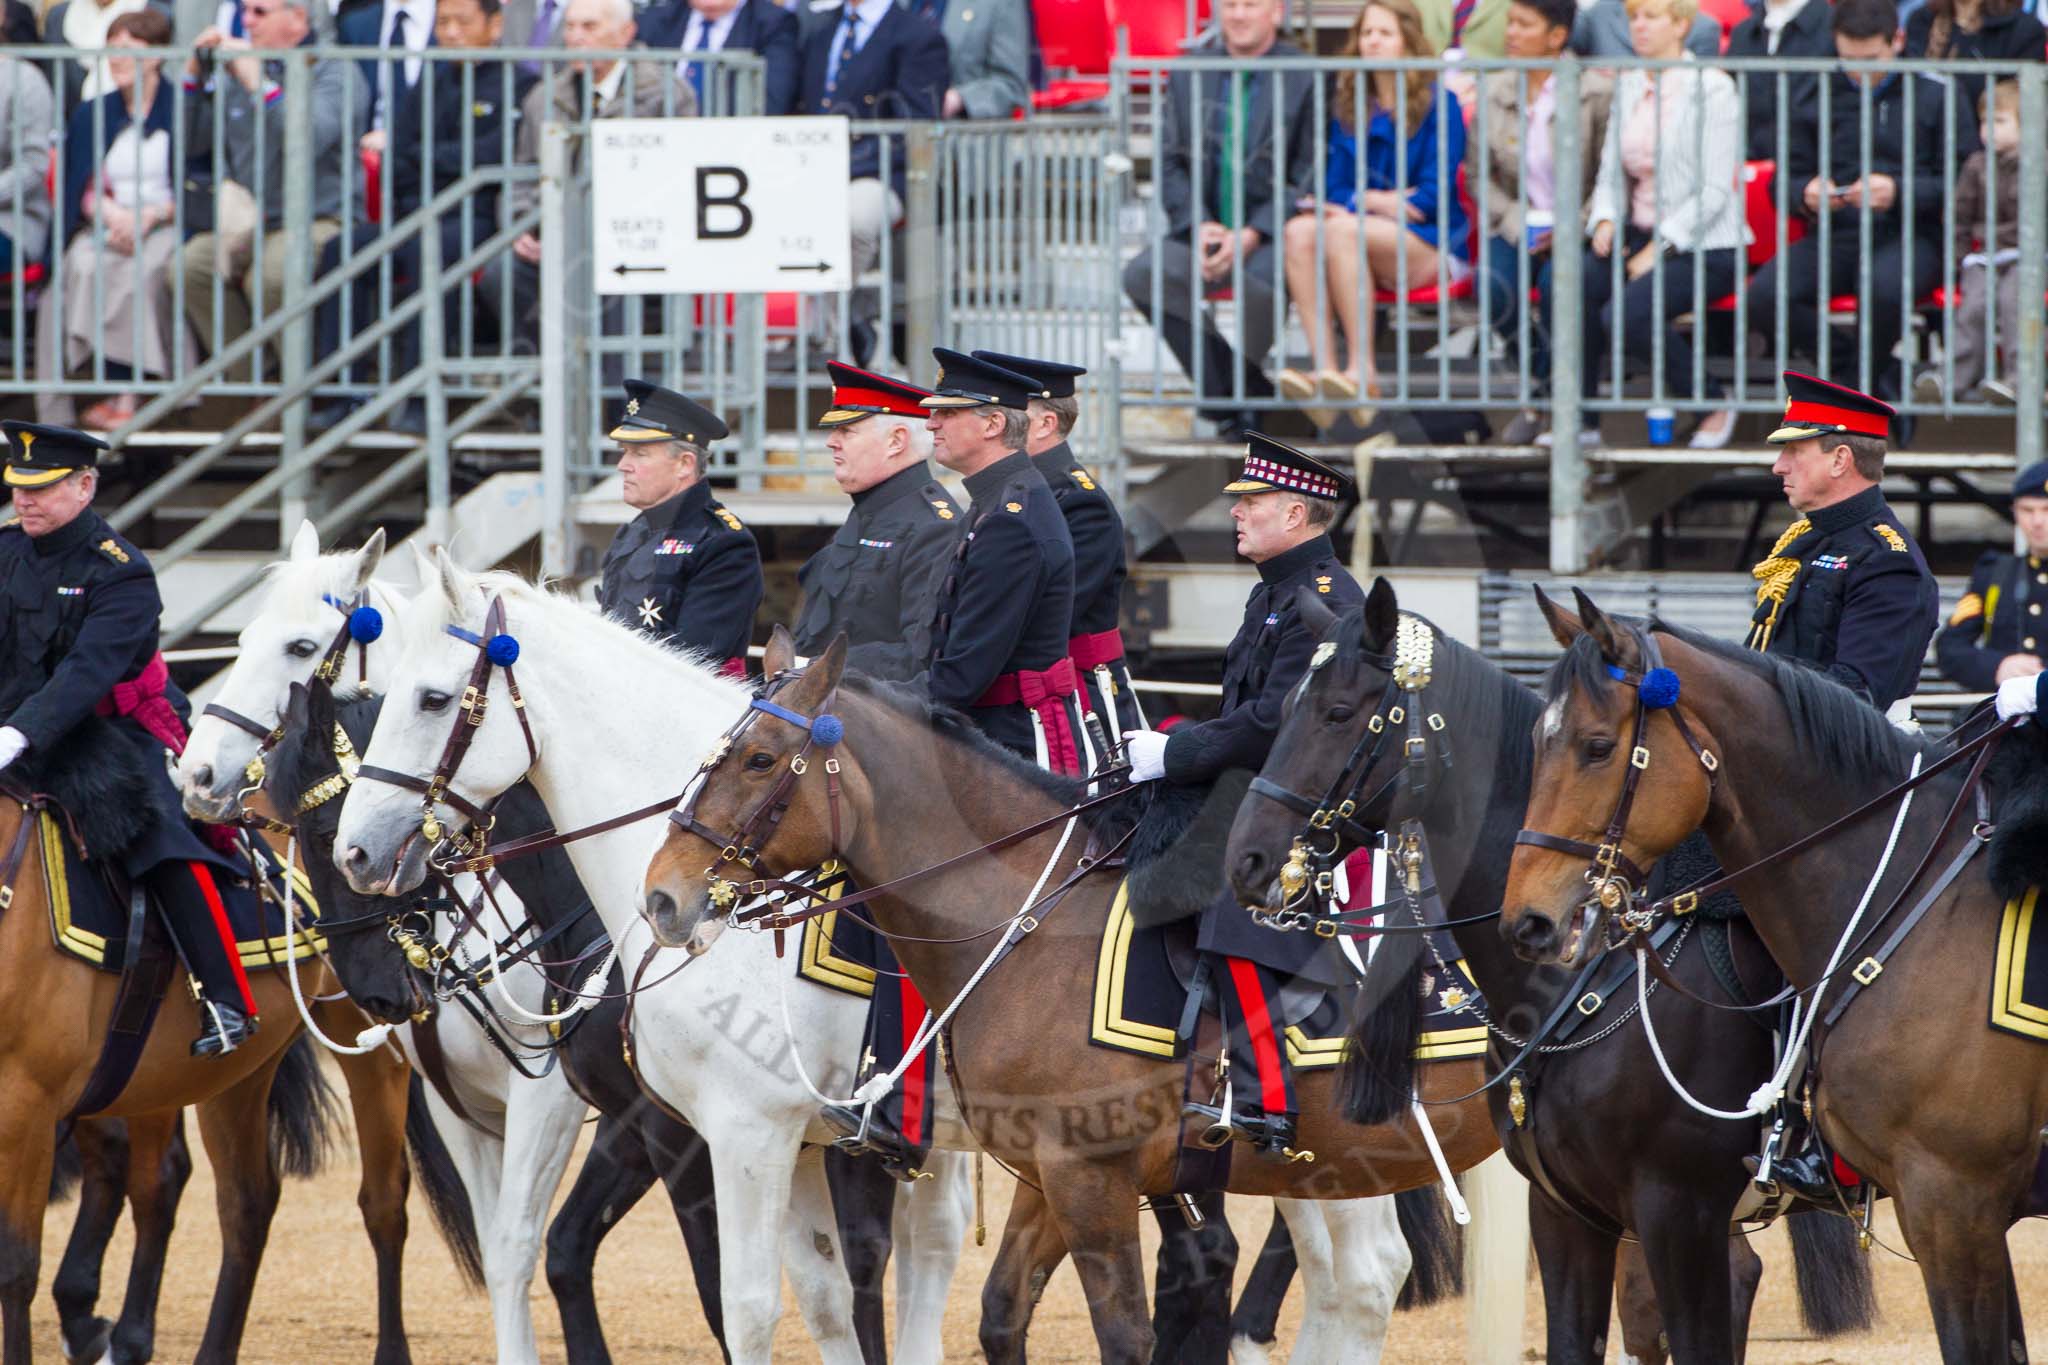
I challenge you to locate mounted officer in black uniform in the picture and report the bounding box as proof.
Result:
[1746,371,1940,715]
[1742,372,1939,1201]
[1122,436,1362,1157]
[820,349,1079,1181]
[596,380,764,674]
[1938,459,2048,694]
[0,422,258,1055]
[972,349,1145,744]
[791,362,962,677]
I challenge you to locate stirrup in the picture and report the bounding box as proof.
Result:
[191,1001,256,1058]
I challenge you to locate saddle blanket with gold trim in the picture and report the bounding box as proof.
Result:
[1991,887,2048,1043]
[45,813,325,973]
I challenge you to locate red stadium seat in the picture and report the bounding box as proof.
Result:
[693,292,803,330]
[1033,0,1113,110]
[1108,0,1210,59]
[1698,0,1749,47]
[1708,160,1807,309]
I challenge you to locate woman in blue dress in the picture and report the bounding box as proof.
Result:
[1280,0,1469,413]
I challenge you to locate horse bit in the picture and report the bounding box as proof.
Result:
[1243,614,1454,935]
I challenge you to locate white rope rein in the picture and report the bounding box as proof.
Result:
[278,835,404,1057]
[1637,751,1923,1121]
[775,813,1083,1110]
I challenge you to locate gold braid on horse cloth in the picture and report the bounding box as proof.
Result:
[1747,518,1812,653]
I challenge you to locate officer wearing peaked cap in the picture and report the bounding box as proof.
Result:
[1939,459,2048,695]
[972,348,1145,742]
[1745,371,1939,715]
[1122,434,1363,1158]
[597,380,764,673]
[0,422,264,1055]
[819,348,1078,1183]
[792,362,963,680]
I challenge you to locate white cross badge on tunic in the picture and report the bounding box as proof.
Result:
[638,597,663,628]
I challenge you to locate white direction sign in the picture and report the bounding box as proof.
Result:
[591,116,851,295]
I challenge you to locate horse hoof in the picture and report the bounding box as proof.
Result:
[58,1317,111,1364]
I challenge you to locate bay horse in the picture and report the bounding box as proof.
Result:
[1503,587,2048,1364]
[331,554,974,1365]
[0,782,415,1365]
[1223,582,1877,1363]
[630,627,1526,1363]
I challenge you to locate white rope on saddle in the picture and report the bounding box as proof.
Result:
[772,812,1083,1111]
[1636,751,1922,1121]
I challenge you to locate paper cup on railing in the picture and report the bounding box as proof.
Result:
[1646,406,1676,446]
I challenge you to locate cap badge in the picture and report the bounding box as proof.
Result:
[625,398,640,416]
[17,431,32,456]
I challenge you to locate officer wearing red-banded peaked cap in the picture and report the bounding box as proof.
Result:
[1766,370,1898,445]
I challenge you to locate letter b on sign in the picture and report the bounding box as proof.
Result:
[697,166,752,240]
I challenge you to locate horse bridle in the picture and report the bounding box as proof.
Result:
[356,596,538,860]
[1243,614,1455,918]
[667,673,847,914]
[204,591,382,788]
[1511,630,1721,932]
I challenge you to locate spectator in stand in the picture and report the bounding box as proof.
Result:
[925,0,1030,119]
[502,0,568,74]
[1277,0,1467,415]
[1121,0,1315,436]
[1741,0,1963,425]
[1575,0,1745,449]
[0,53,52,272]
[1470,0,1612,446]
[178,0,368,379]
[334,0,436,133]
[1915,79,2028,403]
[638,0,801,116]
[37,10,200,430]
[1724,0,1835,161]
[43,0,166,106]
[1904,0,2044,110]
[311,0,531,434]
[1572,0,1725,55]
[797,0,947,361]
[504,0,685,351]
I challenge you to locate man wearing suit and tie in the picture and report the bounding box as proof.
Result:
[335,0,436,131]
[638,0,800,115]
[800,0,948,354]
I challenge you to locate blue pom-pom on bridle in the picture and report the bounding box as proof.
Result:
[485,633,521,666]
[810,713,845,746]
[348,605,384,643]
[1637,667,1681,709]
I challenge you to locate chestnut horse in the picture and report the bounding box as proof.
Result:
[1224,582,1876,1364]
[1503,588,2046,1364]
[637,632,1521,1364]
[0,794,416,1365]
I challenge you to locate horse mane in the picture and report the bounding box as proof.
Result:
[837,673,1088,811]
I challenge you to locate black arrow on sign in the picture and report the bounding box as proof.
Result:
[612,263,664,276]
[778,261,832,274]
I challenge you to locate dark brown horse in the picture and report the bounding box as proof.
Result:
[1223,582,1875,1364]
[1503,587,2045,1364]
[0,791,418,1365]
[637,632,1515,1364]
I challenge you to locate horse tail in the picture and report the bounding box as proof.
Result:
[404,1073,485,1291]
[1335,928,1427,1127]
[1459,1153,1532,1364]
[1393,1185,1464,1309]
[1787,1209,1877,1337]
[49,1127,84,1202]
[268,1034,343,1178]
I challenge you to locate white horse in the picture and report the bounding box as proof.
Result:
[332,552,1523,1362]
[175,523,589,1365]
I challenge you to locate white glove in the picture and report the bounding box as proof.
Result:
[0,727,26,772]
[1996,671,2045,723]
[1123,729,1169,782]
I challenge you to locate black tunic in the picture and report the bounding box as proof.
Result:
[1163,534,1364,981]
[793,462,962,682]
[921,450,1075,757]
[1748,484,1940,712]
[1935,550,2048,693]
[0,509,230,876]
[597,480,763,664]
[1032,441,1141,733]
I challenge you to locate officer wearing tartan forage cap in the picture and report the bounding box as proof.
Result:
[596,380,763,675]
[1121,433,1364,1158]
[972,348,1146,745]
[818,348,1079,1181]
